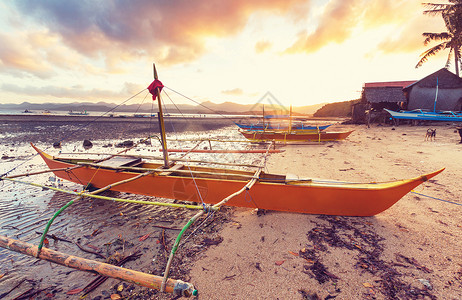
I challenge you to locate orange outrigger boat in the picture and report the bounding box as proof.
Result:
[239,128,354,142]
[32,144,443,216]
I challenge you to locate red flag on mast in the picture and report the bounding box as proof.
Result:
[147,79,164,101]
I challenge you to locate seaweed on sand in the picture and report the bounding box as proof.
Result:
[302,215,436,300]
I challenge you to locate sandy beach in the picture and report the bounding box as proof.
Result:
[0,119,461,299]
[189,123,462,299]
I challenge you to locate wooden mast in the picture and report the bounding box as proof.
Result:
[288,105,292,134]
[262,104,265,129]
[153,63,170,168]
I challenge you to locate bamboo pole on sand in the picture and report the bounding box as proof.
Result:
[0,235,196,297]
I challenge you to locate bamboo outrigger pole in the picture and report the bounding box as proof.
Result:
[0,235,196,297]
[154,63,170,168]
[2,177,214,211]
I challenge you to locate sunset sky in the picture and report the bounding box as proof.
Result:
[0,0,451,108]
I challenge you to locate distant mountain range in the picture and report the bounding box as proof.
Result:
[0,101,326,116]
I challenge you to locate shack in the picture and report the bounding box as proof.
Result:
[403,68,462,111]
[363,81,416,111]
[352,81,415,123]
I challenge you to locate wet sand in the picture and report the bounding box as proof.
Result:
[0,117,269,300]
[0,114,238,144]
[1,119,461,299]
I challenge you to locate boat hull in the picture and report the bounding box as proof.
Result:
[239,130,354,142]
[31,145,443,216]
[385,109,462,122]
[235,123,331,131]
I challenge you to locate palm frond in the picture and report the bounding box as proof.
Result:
[416,43,447,68]
[418,2,462,70]
[423,3,450,9]
[423,3,451,15]
[422,32,451,45]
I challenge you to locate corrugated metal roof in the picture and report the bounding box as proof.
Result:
[364,81,416,88]
[403,68,462,90]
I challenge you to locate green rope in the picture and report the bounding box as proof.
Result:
[161,210,204,294]
[171,213,202,257]
[37,199,75,255]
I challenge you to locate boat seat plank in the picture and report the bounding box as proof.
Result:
[158,164,185,176]
[286,173,299,182]
[97,157,143,168]
[286,173,313,184]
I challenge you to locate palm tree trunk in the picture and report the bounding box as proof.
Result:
[455,46,460,77]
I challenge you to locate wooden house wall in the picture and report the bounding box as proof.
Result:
[407,87,462,111]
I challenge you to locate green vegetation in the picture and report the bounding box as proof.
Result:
[313,99,360,117]
[416,1,462,75]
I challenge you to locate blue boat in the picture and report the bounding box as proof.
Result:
[385,76,462,122]
[384,108,462,122]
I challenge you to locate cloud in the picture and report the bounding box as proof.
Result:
[1,81,138,101]
[255,40,272,53]
[361,0,419,28]
[0,32,54,78]
[0,30,108,79]
[285,0,362,54]
[373,5,446,55]
[222,88,244,96]
[284,0,425,54]
[13,0,310,67]
[374,18,432,55]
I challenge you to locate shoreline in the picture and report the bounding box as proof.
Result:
[0,113,242,123]
[0,113,345,123]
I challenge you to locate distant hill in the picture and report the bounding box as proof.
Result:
[313,99,360,117]
[0,101,326,116]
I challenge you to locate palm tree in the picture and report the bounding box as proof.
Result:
[416,1,462,76]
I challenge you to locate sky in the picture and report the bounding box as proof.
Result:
[0,0,452,108]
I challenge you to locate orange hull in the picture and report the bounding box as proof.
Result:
[240,129,354,142]
[32,144,443,216]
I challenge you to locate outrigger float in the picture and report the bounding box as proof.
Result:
[0,64,444,297]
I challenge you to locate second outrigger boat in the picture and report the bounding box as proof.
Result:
[239,128,354,143]
[234,121,331,131]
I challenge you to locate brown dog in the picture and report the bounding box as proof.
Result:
[425,128,436,141]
